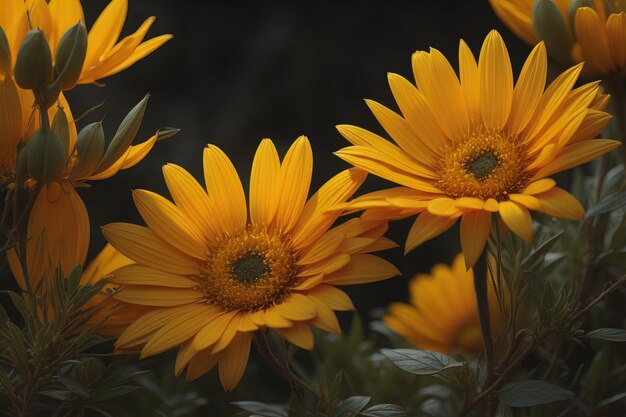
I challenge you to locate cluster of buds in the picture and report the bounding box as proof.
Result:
[5,22,86,185]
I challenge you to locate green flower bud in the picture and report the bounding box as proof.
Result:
[0,26,11,76]
[533,0,574,65]
[568,0,594,29]
[54,23,87,90]
[96,94,150,173]
[51,107,70,153]
[14,30,53,90]
[40,82,61,109]
[27,128,67,184]
[73,122,105,179]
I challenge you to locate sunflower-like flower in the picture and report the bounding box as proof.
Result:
[102,137,400,390]
[0,0,171,84]
[335,30,620,267]
[384,254,501,354]
[490,0,626,77]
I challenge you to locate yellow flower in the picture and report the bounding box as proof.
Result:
[335,30,620,268]
[0,0,172,84]
[102,137,400,390]
[489,0,626,76]
[384,254,500,355]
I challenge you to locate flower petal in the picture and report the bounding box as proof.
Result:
[460,210,492,268]
[250,139,280,228]
[498,201,533,242]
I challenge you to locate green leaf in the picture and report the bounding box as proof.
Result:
[586,192,626,218]
[360,404,407,417]
[499,380,574,407]
[8,291,29,321]
[381,349,460,375]
[522,232,564,270]
[91,385,140,401]
[232,401,288,417]
[585,328,626,342]
[156,127,180,141]
[57,376,90,398]
[334,396,371,417]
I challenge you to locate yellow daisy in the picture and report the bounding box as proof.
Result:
[490,0,626,76]
[384,254,501,354]
[335,30,620,268]
[102,137,400,390]
[0,0,172,85]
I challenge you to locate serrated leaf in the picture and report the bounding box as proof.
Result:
[586,192,626,218]
[381,349,459,375]
[360,404,407,417]
[232,401,288,417]
[585,328,626,342]
[334,396,371,417]
[499,380,573,407]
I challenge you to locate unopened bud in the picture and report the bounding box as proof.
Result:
[96,95,149,173]
[54,23,87,90]
[0,26,11,76]
[14,30,53,90]
[533,0,574,65]
[51,107,71,153]
[27,128,67,184]
[568,0,594,28]
[74,122,105,178]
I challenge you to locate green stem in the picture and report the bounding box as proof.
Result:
[473,249,495,390]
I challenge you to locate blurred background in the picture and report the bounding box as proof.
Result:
[65,1,536,412]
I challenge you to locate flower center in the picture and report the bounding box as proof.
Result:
[437,130,529,201]
[199,228,297,311]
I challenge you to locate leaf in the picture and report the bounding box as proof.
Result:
[360,404,407,417]
[522,232,564,270]
[92,385,140,401]
[381,349,460,375]
[8,291,29,321]
[586,192,626,218]
[334,396,371,417]
[57,376,91,398]
[585,328,626,342]
[231,401,288,417]
[498,380,574,407]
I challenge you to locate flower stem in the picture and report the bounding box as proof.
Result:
[253,330,321,400]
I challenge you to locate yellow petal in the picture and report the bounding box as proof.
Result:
[484,198,499,212]
[0,0,29,69]
[498,201,533,242]
[110,264,198,288]
[276,323,314,350]
[523,178,556,195]
[218,332,252,391]
[310,296,341,334]
[211,312,245,354]
[427,197,461,217]
[291,167,366,249]
[488,0,539,46]
[460,210,492,268]
[534,187,584,220]
[80,243,133,285]
[83,0,127,70]
[479,30,513,130]
[48,0,84,55]
[203,145,247,236]
[570,109,612,143]
[274,293,317,321]
[508,42,547,134]
[324,254,400,285]
[299,253,351,277]
[116,305,198,349]
[250,139,280,227]
[0,76,22,169]
[307,285,355,311]
[509,194,542,211]
[193,311,237,350]
[297,228,346,265]
[458,40,480,124]
[275,136,313,233]
[114,286,202,307]
[405,212,459,254]
[606,12,626,68]
[531,139,621,180]
[95,34,172,80]
[102,223,202,275]
[132,189,208,260]
[575,7,616,75]
[186,348,220,382]
[454,197,485,211]
[262,308,294,328]
[162,163,223,244]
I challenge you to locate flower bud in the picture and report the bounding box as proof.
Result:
[54,23,87,90]
[27,128,67,184]
[96,95,150,173]
[0,26,11,76]
[73,122,105,179]
[533,0,574,65]
[51,107,71,153]
[14,30,53,90]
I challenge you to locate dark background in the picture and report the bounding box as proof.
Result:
[69,1,530,318]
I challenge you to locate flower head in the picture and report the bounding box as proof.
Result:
[0,0,171,85]
[335,30,619,267]
[102,137,399,390]
[384,254,501,354]
[490,0,626,77]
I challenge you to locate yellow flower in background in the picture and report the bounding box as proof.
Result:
[489,0,626,77]
[102,137,400,390]
[384,254,501,354]
[335,30,619,268]
[0,0,172,84]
